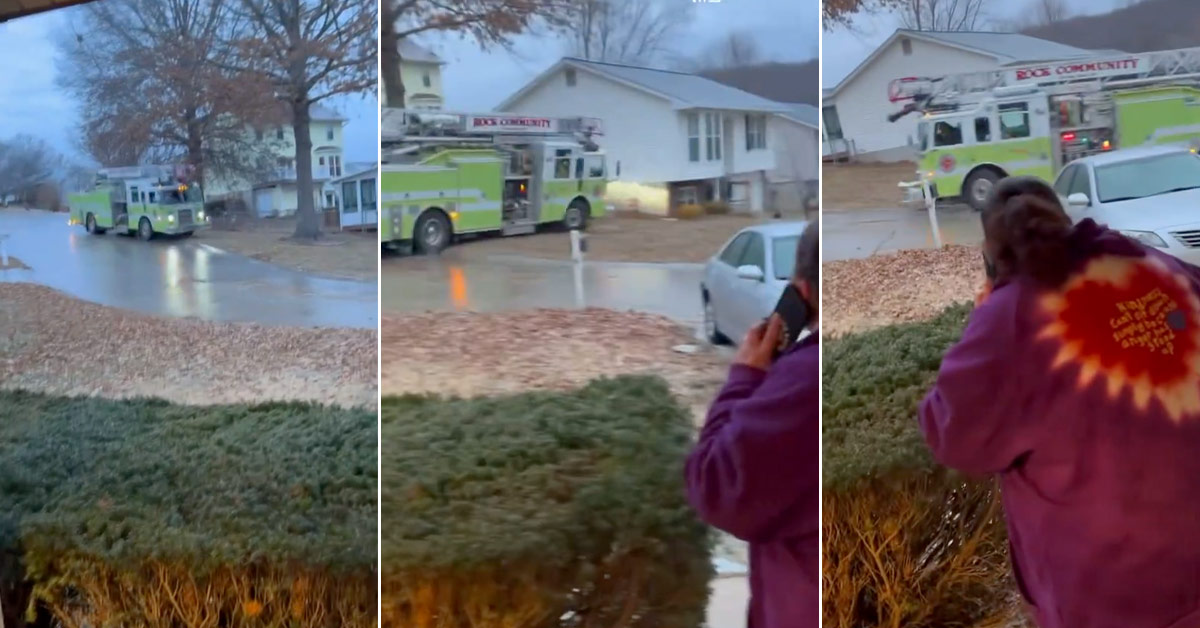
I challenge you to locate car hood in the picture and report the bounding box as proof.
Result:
[1101,188,1200,230]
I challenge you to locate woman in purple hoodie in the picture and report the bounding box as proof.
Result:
[920,176,1200,628]
[685,221,820,628]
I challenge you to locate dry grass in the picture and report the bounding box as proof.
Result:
[0,283,376,408]
[453,213,765,263]
[823,246,983,337]
[199,215,376,281]
[823,162,919,210]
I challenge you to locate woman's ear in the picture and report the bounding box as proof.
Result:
[796,279,813,304]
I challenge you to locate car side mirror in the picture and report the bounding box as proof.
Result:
[1067,193,1090,207]
[736,265,764,282]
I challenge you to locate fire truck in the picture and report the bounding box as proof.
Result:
[888,47,1200,211]
[380,109,608,253]
[68,165,209,240]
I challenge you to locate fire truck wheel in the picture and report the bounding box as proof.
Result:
[563,200,589,231]
[414,211,451,254]
[137,217,154,241]
[85,213,106,235]
[964,169,1000,212]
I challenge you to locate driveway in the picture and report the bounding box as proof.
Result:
[824,205,984,261]
[0,209,375,328]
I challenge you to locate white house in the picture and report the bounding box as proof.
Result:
[496,58,794,215]
[208,104,348,217]
[332,163,377,230]
[769,104,820,210]
[823,30,1118,162]
[386,40,446,110]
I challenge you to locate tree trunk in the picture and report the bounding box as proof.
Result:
[291,100,321,240]
[381,2,406,107]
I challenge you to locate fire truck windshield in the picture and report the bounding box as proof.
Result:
[160,185,203,204]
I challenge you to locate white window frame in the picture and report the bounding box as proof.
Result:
[687,113,700,162]
[705,112,723,162]
[745,114,767,151]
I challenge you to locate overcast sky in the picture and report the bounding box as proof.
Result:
[0,8,378,167]
[823,0,1139,87]
[426,0,820,112]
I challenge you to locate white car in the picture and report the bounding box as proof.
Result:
[1053,146,1200,266]
[701,221,807,345]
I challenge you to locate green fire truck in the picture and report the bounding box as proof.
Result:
[380,109,608,253]
[68,165,209,240]
[889,47,1200,210]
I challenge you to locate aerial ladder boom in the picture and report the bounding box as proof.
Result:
[887,46,1200,121]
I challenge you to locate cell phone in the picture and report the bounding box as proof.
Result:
[770,284,810,358]
[983,252,997,281]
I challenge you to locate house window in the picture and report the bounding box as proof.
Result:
[341,181,358,213]
[276,126,284,140]
[687,113,700,162]
[326,125,334,141]
[933,120,964,147]
[678,186,698,205]
[745,114,767,151]
[823,106,843,140]
[565,68,576,87]
[705,112,723,161]
[319,156,326,166]
[325,192,336,209]
[360,179,376,212]
[422,71,432,88]
[901,37,913,56]
[999,102,1031,139]
[330,155,342,177]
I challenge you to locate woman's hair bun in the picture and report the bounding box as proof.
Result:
[984,177,1074,287]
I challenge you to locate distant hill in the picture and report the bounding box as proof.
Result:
[1022,0,1200,53]
[701,60,819,106]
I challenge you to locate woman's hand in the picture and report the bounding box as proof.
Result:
[734,315,783,372]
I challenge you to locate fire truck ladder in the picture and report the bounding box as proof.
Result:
[888,46,1200,121]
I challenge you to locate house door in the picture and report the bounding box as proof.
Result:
[360,178,377,227]
[341,180,361,229]
[254,188,273,217]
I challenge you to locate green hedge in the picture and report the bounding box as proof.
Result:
[821,304,1018,628]
[0,391,376,626]
[822,303,972,490]
[381,375,712,628]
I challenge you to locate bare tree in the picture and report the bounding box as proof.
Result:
[565,0,689,65]
[58,0,283,185]
[0,136,62,205]
[688,31,765,72]
[381,0,576,108]
[898,0,992,31]
[1003,0,1071,28]
[824,0,905,29]
[226,0,375,240]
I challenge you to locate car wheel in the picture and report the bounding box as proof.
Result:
[703,293,730,345]
[137,217,154,241]
[964,169,1000,212]
[414,210,451,254]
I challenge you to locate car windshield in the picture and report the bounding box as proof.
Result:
[1095,153,1200,203]
[159,185,203,204]
[771,235,799,281]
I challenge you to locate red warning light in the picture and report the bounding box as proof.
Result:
[1062,132,1078,142]
[1102,140,1112,150]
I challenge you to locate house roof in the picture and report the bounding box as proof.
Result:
[779,103,819,129]
[400,40,443,65]
[700,61,819,106]
[309,104,347,122]
[496,57,793,114]
[827,29,1118,97]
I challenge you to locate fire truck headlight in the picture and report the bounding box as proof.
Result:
[168,214,175,223]
[1120,230,1167,248]
[197,210,205,221]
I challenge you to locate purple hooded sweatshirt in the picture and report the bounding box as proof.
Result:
[921,219,1200,628]
[685,333,820,628]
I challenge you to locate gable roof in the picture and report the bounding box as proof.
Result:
[309,104,347,122]
[779,103,819,129]
[700,61,819,106]
[400,40,443,65]
[496,57,792,114]
[828,29,1117,97]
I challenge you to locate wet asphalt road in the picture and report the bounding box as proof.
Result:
[0,209,376,328]
[824,204,983,261]
[381,250,707,328]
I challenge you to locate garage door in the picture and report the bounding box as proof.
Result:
[254,188,273,217]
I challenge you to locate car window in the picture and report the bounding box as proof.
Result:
[1067,165,1092,200]
[771,235,799,280]
[1053,165,1077,197]
[1095,153,1200,203]
[738,233,766,271]
[933,121,963,147]
[719,233,752,266]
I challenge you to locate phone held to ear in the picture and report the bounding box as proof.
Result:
[983,252,997,281]
[769,284,810,359]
